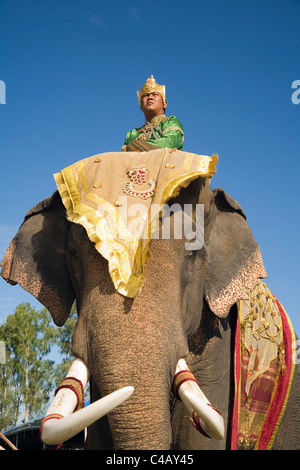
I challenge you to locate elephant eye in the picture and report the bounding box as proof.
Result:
[67,247,79,258]
[185,249,198,259]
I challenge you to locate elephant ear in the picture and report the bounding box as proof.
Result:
[204,188,267,318]
[0,191,75,326]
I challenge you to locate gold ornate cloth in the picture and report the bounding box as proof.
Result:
[54,149,218,298]
[231,280,296,450]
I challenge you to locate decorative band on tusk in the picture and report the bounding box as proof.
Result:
[39,413,63,448]
[190,411,211,438]
[207,403,222,416]
[55,377,84,411]
[40,413,63,425]
[172,369,200,399]
[190,404,222,438]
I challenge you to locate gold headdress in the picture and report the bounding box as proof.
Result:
[137,75,166,105]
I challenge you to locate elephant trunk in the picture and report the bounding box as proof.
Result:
[70,237,191,449]
[79,293,188,450]
[92,324,172,450]
[99,360,172,449]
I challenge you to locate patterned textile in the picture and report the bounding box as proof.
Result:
[125,138,159,152]
[231,280,296,450]
[54,149,218,298]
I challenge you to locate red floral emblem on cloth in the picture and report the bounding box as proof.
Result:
[123,164,156,200]
[127,165,148,185]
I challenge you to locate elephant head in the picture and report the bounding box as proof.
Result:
[0,177,266,449]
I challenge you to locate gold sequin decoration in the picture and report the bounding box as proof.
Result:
[165,162,175,168]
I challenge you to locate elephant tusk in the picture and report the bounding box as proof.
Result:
[181,390,224,440]
[174,359,224,440]
[40,386,134,446]
[43,357,91,419]
[40,357,134,446]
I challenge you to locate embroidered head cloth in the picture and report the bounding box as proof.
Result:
[54,148,218,298]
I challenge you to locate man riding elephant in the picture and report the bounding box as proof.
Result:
[1,75,299,450]
[121,75,184,152]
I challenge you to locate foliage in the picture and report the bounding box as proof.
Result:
[0,352,18,431]
[0,302,77,430]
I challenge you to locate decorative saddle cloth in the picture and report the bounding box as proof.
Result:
[231,280,296,450]
[54,148,218,298]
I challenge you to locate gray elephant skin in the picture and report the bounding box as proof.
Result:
[1,177,300,450]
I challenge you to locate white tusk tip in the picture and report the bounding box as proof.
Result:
[183,390,224,440]
[41,385,134,446]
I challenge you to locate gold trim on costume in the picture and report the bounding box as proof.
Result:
[137,115,168,135]
[162,126,184,135]
[162,125,184,143]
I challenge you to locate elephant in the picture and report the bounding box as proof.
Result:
[1,175,300,450]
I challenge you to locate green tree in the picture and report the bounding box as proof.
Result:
[0,303,57,426]
[0,346,18,430]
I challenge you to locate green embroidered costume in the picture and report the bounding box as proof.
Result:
[121,114,184,152]
[121,76,184,152]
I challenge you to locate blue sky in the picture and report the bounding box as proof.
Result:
[0,0,299,336]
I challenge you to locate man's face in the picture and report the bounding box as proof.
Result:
[140,92,166,117]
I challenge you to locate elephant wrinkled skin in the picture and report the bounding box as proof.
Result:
[1,178,300,449]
